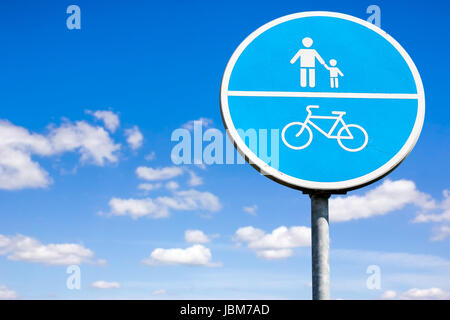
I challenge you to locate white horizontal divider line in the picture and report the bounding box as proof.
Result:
[228,90,418,99]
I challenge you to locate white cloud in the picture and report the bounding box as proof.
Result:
[234,226,311,259]
[136,166,183,181]
[187,169,203,187]
[108,197,167,219]
[0,144,52,190]
[236,226,311,250]
[165,181,179,191]
[195,163,207,170]
[399,288,450,300]
[414,190,450,223]
[138,183,162,192]
[329,179,436,222]
[152,289,166,296]
[381,288,450,300]
[157,189,222,212]
[0,234,103,265]
[257,249,293,259]
[0,120,53,155]
[143,244,220,267]
[137,166,202,187]
[0,120,53,190]
[125,126,143,150]
[243,205,258,216]
[91,281,121,289]
[430,225,450,242]
[0,285,18,300]
[87,110,120,132]
[185,230,216,244]
[331,180,450,241]
[108,189,221,219]
[0,118,123,190]
[182,118,213,131]
[333,249,450,269]
[145,151,156,161]
[380,290,397,300]
[49,121,120,166]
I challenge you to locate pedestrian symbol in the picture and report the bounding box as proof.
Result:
[289,37,344,88]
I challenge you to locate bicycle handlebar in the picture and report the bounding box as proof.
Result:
[306,105,320,113]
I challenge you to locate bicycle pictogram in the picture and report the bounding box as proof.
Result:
[281,105,369,152]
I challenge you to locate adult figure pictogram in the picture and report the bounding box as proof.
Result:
[290,37,326,88]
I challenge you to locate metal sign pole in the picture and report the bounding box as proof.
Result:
[310,193,330,300]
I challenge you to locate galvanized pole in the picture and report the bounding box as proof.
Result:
[310,193,330,300]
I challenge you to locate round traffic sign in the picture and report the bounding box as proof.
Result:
[220,11,425,192]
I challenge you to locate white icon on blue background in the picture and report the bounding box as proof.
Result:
[290,37,344,88]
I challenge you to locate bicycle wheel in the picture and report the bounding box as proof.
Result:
[337,124,368,152]
[281,122,313,150]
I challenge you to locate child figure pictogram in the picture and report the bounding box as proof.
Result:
[324,59,344,88]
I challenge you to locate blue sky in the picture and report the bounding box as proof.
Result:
[0,0,449,300]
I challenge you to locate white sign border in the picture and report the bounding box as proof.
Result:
[220,11,425,192]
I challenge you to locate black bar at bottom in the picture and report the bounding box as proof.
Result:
[1,300,448,318]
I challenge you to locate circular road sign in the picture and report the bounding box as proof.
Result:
[220,11,425,192]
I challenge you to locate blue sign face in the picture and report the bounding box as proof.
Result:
[220,12,425,191]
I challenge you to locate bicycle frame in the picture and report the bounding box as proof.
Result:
[298,111,353,140]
